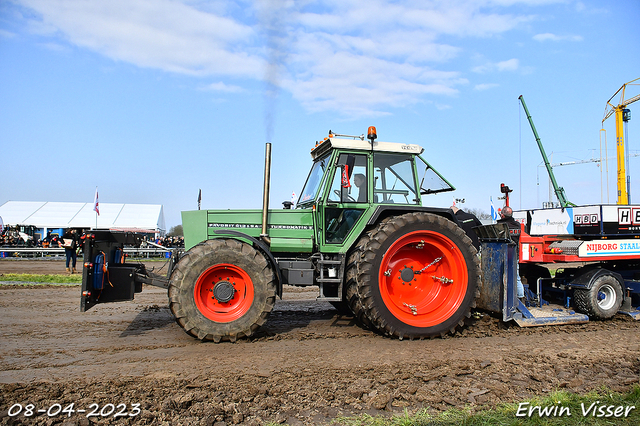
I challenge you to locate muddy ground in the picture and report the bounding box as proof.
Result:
[1,259,639,426]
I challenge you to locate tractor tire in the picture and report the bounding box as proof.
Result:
[573,274,623,319]
[168,239,276,342]
[349,212,480,340]
[345,247,373,330]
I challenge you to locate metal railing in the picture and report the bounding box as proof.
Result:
[0,247,174,259]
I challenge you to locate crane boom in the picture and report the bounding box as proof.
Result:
[551,152,639,167]
[602,77,640,204]
[519,95,575,208]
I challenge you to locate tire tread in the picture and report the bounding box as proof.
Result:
[168,239,276,342]
[347,212,480,339]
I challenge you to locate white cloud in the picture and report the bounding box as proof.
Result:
[18,0,262,77]
[202,82,245,93]
[573,1,609,15]
[533,33,583,42]
[474,83,499,91]
[497,58,520,71]
[472,58,520,73]
[435,103,452,110]
[0,29,17,39]
[283,31,468,117]
[294,0,533,38]
[13,0,563,117]
[279,0,539,116]
[39,41,69,52]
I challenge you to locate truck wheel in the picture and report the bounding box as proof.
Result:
[573,274,623,319]
[168,239,276,342]
[353,212,480,339]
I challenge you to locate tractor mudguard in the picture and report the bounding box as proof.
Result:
[211,229,284,298]
[366,205,456,227]
[570,268,625,292]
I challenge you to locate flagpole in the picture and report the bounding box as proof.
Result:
[93,187,100,229]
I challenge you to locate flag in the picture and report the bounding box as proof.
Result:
[452,196,456,207]
[341,165,351,188]
[490,196,498,221]
[93,187,100,216]
[291,191,296,204]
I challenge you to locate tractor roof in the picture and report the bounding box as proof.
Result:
[311,136,424,160]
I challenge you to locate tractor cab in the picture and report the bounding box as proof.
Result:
[297,127,455,248]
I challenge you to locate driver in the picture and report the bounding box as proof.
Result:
[353,173,367,203]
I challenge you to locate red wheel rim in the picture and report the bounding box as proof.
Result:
[194,263,254,323]
[378,230,468,327]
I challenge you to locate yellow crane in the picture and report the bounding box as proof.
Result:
[602,77,640,204]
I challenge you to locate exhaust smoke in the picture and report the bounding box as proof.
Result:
[256,0,290,143]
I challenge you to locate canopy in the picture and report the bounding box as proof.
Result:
[0,201,165,233]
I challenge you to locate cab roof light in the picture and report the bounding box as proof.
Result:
[313,126,378,151]
[368,126,377,142]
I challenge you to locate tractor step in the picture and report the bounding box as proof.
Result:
[316,296,342,302]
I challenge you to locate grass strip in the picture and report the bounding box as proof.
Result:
[330,386,640,426]
[0,273,82,284]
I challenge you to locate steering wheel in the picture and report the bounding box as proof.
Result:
[333,190,355,203]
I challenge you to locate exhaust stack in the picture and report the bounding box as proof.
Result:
[261,143,272,244]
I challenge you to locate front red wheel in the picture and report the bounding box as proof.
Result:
[194,264,255,323]
[168,239,276,342]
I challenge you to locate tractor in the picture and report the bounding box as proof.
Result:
[81,127,482,342]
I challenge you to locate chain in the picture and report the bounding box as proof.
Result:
[415,256,442,275]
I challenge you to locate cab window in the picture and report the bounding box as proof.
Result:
[416,155,455,195]
[327,154,368,203]
[298,154,329,205]
[373,153,418,204]
[324,153,368,244]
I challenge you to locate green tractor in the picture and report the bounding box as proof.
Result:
[81,127,480,342]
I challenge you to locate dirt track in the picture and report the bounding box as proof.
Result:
[1,259,639,425]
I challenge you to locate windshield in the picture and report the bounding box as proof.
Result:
[298,154,330,206]
[416,155,455,195]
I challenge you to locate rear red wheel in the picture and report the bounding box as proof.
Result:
[353,212,479,339]
[378,230,469,328]
[169,239,276,342]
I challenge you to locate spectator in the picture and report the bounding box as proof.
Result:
[497,206,521,244]
[451,205,482,250]
[61,229,81,273]
[497,206,524,299]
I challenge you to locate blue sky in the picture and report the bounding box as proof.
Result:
[1,0,639,229]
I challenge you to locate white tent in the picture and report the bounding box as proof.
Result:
[0,201,166,235]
